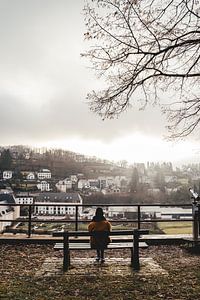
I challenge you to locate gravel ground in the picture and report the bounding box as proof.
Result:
[0,244,200,299]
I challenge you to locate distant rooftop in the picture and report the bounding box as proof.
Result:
[35,192,82,203]
[0,193,15,204]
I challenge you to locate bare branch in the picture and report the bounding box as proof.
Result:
[83,0,200,139]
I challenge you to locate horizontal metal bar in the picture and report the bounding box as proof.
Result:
[0,203,192,207]
[0,218,193,223]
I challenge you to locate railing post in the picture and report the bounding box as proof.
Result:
[75,205,78,231]
[132,229,140,271]
[192,202,199,241]
[28,205,32,238]
[137,205,141,229]
[63,231,70,272]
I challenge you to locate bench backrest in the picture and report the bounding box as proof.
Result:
[53,229,149,238]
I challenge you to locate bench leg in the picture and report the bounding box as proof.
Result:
[63,249,70,272]
[63,233,70,272]
[132,232,140,271]
[131,248,133,266]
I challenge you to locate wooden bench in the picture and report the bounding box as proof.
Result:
[53,229,149,271]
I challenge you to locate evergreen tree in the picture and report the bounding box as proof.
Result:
[0,149,12,170]
[129,168,139,193]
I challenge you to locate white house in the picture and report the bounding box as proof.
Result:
[37,169,51,180]
[164,175,177,183]
[88,179,100,188]
[101,187,121,195]
[37,181,50,192]
[77,179,89,190]
[70,175,78,183]
[0,192,20,233]
[33,192,83,216]
[56,179,73,192]
[3,171,12,180]
[98,176,127,188]
[26,172,35,180]
[15,192,35,205]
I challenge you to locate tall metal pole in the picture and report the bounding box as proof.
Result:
[28,205,32,238]
[75,205,78,231]
[190,189,199,241]
[137,205,141,230]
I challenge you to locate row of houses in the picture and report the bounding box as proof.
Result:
[56,175,127,193]
[2,167,128,193]
[1,164,194,195]
[15,191,83,214]
[0,189,84,232]
[2,169,51,180]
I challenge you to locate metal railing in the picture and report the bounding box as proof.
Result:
[0,202,193,237]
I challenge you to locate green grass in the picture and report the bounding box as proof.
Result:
[17,222,139,232]
[16,220,193,235]
[157,221,192,234]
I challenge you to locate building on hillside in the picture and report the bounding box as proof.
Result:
[15,192,36,204]
[37,169,51,180]
[24,152,31,160]
[0,192,20,232]
[88,179,100,189]
[101,186,121,195]
[21,171,36,180]
[37,181,50,192]
[3,171,12,180]
[33,192,83,216]
[77,179,89,190]
[98,177,107,189]
[98,176,128,189]
[164,175,177,183]
[56,179,73,192]
[70,175,78,183]
[26,172,35,180]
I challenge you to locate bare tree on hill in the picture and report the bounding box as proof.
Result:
[83,0,200,139]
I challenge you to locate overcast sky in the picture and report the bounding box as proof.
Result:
[0,0,200,165]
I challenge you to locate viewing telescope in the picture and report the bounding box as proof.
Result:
[189,188,200,201]
[189,188,200,241]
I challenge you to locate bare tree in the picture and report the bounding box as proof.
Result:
[83,0,200,138]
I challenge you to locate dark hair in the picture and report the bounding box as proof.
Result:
[92,207,106,222]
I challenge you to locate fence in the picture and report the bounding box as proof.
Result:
[0,202,193,237]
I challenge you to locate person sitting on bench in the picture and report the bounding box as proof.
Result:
[88,207,112,263]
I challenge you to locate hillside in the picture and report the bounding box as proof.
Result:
[0,145,129,178]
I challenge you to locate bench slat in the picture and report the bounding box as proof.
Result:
[54,241,148,250]
[53,229,149,237]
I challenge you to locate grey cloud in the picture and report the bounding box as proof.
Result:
[0,0,167,146]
